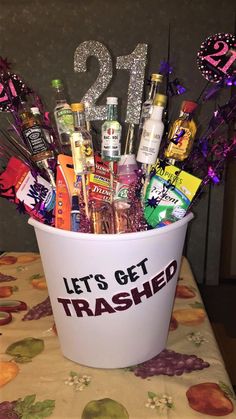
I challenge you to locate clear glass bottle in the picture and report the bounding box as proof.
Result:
[90,200,115,234]
[164,100,198,163]
[20,103,49,156]
[30,106,54,146]
[124,123,135,155]
[101,97,122,162]
[137,93,167,165]
[51,79,74,150]
[70,102,95,175]
[139,73,163,132]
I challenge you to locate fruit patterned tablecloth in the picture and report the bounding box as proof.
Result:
[0,252,235,418]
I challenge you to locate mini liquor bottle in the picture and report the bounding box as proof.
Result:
[137,93,167,165]
[90,200,115,234]
[20,103,56,187]
[70,102,95,175]
[30,106,54,146]
[101,97,122,162]
[164,100,198,163]
[20,103,50,156]
[138,73,163,132]
[51,79,74,152]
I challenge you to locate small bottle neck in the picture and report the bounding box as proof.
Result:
[151,105,165,120]
[148,80,160,101]
[53,87,67,104]
[124,123,135,155]
[179,110,191,120]
[73,111,86,129]
[107,104,118,121]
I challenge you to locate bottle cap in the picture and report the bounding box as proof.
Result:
[107,97,118,105]
[71,195,80,211]
[153,93,167,107]
[51,79,63,88]
[71,103,85,112]
[151,73,163,83]
[181,100,198,114]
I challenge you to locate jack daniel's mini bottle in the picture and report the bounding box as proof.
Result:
[20,102,56,188]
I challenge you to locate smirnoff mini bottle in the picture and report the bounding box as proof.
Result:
[51,79,74,152]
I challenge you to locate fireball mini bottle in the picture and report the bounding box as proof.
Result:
[164,100,198,163]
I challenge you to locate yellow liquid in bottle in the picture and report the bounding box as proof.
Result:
[165,116,197,161]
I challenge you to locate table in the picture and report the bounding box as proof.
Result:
[0,252,235,418]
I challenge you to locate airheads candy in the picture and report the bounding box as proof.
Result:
[144,160,202,228]
[0,157,55,224]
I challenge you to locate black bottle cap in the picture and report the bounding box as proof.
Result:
[71,195,79,211]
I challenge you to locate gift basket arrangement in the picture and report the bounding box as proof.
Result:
[0,33,235,367]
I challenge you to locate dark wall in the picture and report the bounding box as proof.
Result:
[0,0,235,281]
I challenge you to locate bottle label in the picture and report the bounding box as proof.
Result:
[101,125,121,158]
[139,128,162,156]
[115,183,129,200]
[166,126,191,158]
[23,125,48,155]
[16,171,55,212]
[55,107,74,144]
[140,101,152,121]
[71,132,95,174]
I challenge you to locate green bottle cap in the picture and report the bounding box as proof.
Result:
[51,79,63,88]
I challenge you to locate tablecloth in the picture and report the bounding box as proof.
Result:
[0,252,235,418]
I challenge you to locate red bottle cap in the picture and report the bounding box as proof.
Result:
[181,101,198,114]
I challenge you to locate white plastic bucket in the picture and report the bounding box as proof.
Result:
[29,212,193,368]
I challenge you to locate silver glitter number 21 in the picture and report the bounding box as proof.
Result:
[116,44,148,124]
[74,41,148,124]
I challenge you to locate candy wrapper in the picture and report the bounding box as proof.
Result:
[0,157,55,224]
[55,154,75,230]
[144,161,202,228]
